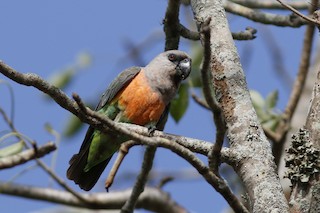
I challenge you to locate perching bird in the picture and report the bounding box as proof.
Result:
[67,50,191,191]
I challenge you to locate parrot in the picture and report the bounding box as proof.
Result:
[67,50,191,191]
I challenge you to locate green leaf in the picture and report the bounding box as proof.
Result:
[250,90,267,120]
[47,68,75,90]
[265,90,278,110]
[250,90,265,110]
[189,69,202,88]
[0,141,24,158]
[63,115,85,138]
[76,52,92,69]
[170,83,189,123]
[189,46,203,88]
[262,117,280,132]
[44,123,55,134]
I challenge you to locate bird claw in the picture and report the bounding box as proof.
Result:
[148,126,156,136]
[105,186,109,193]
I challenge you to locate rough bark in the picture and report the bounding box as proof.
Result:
[190,0,289,212]
[287,65,320,213]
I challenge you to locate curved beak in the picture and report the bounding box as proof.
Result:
[178,58,192,80]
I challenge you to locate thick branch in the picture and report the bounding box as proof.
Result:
[199,18,226,174]
[163,0,181,50]
[306,71,320,148]
[224,1,307,27]
[230,0,316,10]
[191,0,289,212]
[289,5,320,209]
[0,142,56,169]
[179,23,257,41]
[0,182,186,212]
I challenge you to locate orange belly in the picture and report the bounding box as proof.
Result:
[116,70,165,125]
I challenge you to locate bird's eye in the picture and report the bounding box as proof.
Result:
[168,54,176,62]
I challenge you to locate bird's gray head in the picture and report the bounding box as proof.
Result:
[145,50,192,83]
[144,50,192,103]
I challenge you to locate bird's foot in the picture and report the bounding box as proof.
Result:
[147,126,156,136]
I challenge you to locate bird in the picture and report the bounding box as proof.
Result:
[67,50,192,191]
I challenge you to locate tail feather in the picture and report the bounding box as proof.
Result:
[67,150,112,191]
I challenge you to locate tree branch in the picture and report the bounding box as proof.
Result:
[121,146,156,213]
[276,0,320,26]
[0,182,186,213]
[0,62,227,159]
[0,96,87,202]
[179,23,257,41]
[199,18,226,174]
[230,0,316,10]
[163,0,181,51]
[305,69,320,149]
[179,23,200,40]
[288,8,320,208]
[0,60,244,212]
[74,95,247,213]
[0,142,56,169]
[283,6,317,123]
[273,0,318,165]
[191,0,289,212]
[0,61,81,116]
[224,1,307,27]
[105,140,139,190]
[232,27,257,40]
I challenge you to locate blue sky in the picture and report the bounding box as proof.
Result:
[0,1,309,213]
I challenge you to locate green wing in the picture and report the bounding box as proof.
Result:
[67,66,141,191]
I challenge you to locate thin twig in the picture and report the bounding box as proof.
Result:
[276,0,320,26]
[179,23,200,40]
[231,27,257,40]
[157,176,174,189]
[230,0,316,10]
[224,1,307,27]
[121,146,157,213]
[273,0,318,165]
[179,23,257,41]
[191,92,210,110]
[105,140,139,190]
[283,8,317,121]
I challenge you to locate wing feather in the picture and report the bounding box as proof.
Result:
[67,66,141,191]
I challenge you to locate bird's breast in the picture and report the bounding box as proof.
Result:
[116,70,166,125]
